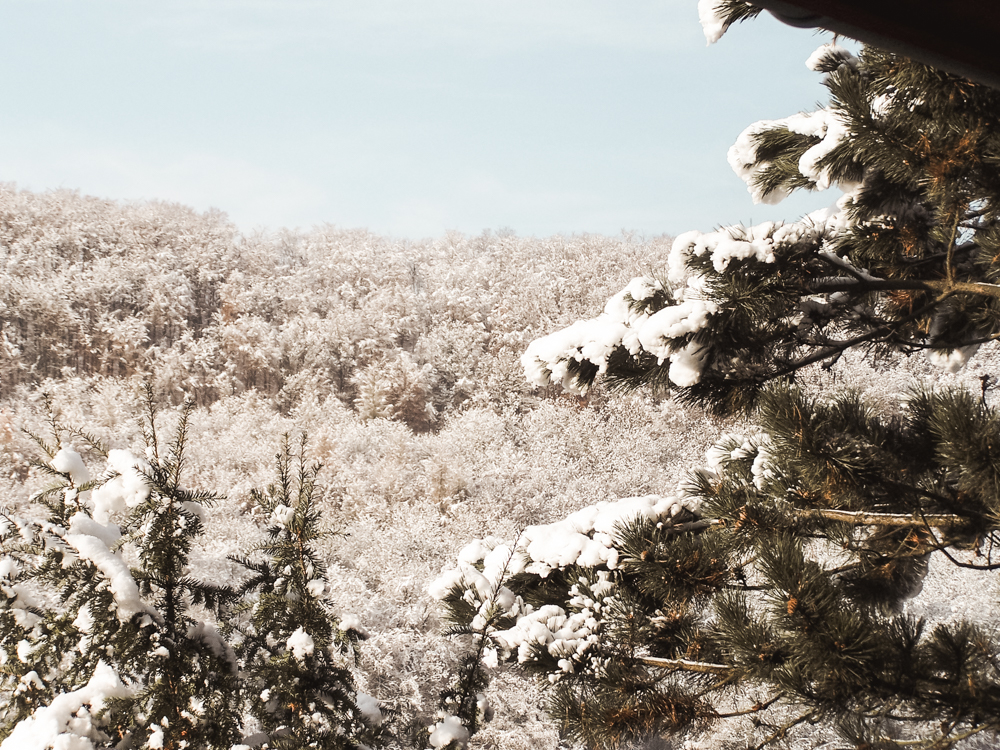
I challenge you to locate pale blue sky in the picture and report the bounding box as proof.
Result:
[0,1,841,239]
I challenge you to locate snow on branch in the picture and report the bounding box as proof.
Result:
[0,661,132,750]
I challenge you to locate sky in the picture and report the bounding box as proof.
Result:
[0,1,845,240]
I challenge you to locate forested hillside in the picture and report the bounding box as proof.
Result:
[0,184,664,418]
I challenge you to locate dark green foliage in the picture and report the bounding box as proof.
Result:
[229,434,386,750]
[440,7,1000,746]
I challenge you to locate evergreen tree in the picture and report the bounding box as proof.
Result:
[228,434,386,750]
[438,5,1000,749]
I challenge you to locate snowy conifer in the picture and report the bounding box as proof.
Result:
[228,434,387,749]
[437,5,1000,749]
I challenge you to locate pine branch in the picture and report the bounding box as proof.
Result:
[810,276,1000,300]
[638,656,733,676]
[752,710,817,750]
[795,508,970,528]
[714,693,783,719]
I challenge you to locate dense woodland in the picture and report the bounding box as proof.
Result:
[3,181,999,749]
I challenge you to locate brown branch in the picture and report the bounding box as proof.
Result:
[797,508,967,528]
[753,710,817,750]
[715,693,783,718]
[768,295,946,381]
[638,656,733,675]
[809,277,1000,301]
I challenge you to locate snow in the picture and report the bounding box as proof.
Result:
[492,604,598,667]
[1,555,41,630]
[339,613,369,638]
[68,512,121,549]
[52,447,90,486]
[306,579,325,598]
[148,724,165,749]
[667,341,709,388]
[0,661,132,750]
[72,606,95,635]
[269,504,295,528]
[90,450,151,523]
[522,271,719,391]
[927,345,978,373]
[521,318,628,394]
[602,276,664,327]
[428,715,470,750]
[432,495,692,590]
[728,105,849,203]
[697,0,729,44]
[188,621,238,674]
[636,298,717,363]
[287,626,315,661]
[65,514,152,622]
[355,692,383,726]
[805,42,858,74]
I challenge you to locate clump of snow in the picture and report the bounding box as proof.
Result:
[492,603,599,667]
[339,613,369,638]
[521,319,628,394]
[602,276,664,326]
[522,272,718,392]
[65,513,152,622]
[0,556,41,630]
[520,495,692,577]
[306,579,326,598]
[0,661,132,750]
[90,450,151,523]
[428,715,470,750]
[431,495,694,602]
[697,0,729,44]
[355,692,383,726]
[729,107,849,203]
[806,42,858,74]
[148,723,165,748]
[287,626,315,661]
[926,345,978,373]
[188,621,238,674]
[269,504,296,528]
[635,299,717,363]
[52,447,90,486]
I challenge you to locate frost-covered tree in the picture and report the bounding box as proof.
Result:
[436,5,1000,749]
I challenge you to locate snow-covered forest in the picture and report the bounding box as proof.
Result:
[4,174,1000,749]
[0,184,700,747]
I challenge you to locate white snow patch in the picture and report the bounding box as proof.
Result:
[521,318,628,394]
[338,613,369,638]
[52,448,90,486]
[0,661,131,750]
[356,692,383,726]
[90,450,150,523]
[287,627,315,661]
[697,0,729,44]
[269,504,295,528]
[64,518,151,622]
[428,715,470,750]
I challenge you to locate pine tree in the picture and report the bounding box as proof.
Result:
[228,434,386,750]
[438,5,1000,749]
